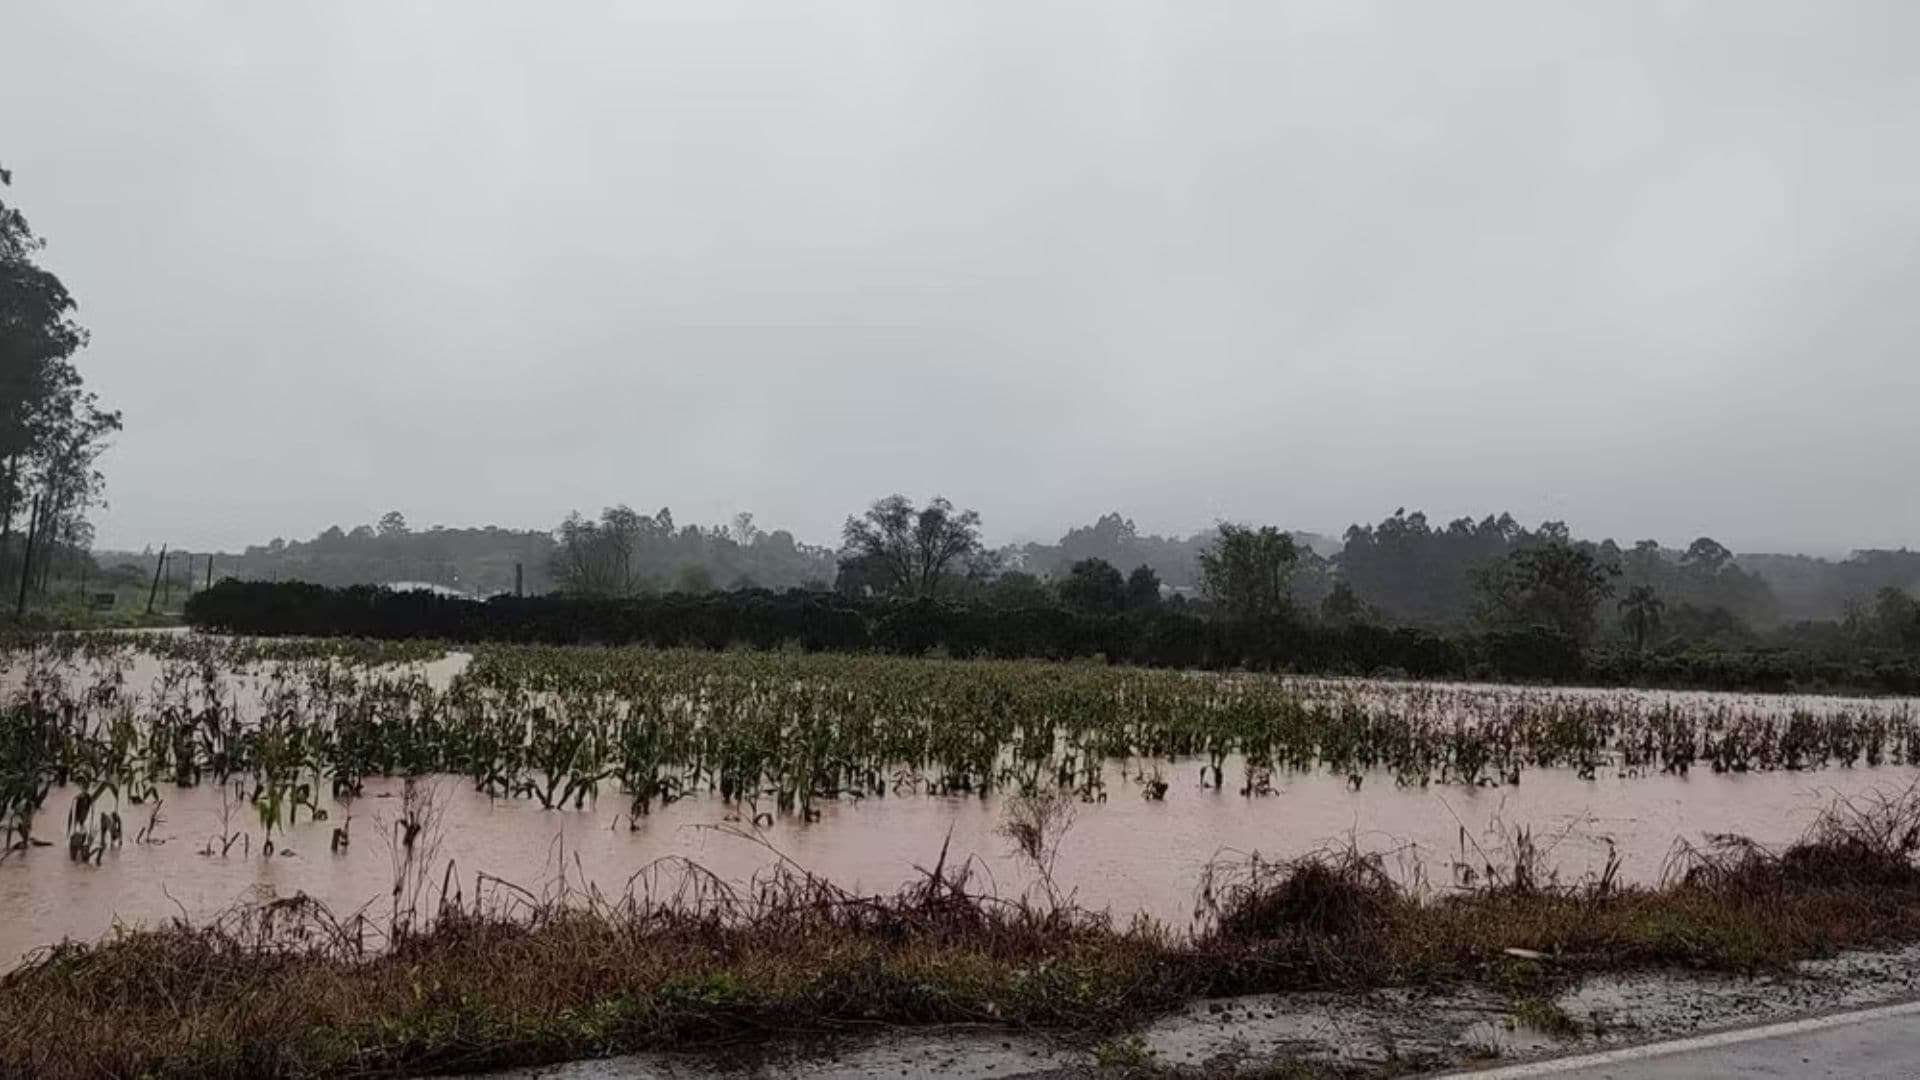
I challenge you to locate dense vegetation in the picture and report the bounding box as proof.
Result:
[0,166,119,620]
[9,634,1919,863]
[184,578,1920,694]
[140,498,1920,679]
[111,507,842,601]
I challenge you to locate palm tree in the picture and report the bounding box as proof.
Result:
[1619,586,1664,653]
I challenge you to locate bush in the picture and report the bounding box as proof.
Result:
[183,580,1920,692]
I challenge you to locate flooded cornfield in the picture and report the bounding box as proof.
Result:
[4,632,1919,968]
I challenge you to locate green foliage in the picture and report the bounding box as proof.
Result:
[1319,581,1371,626]
[16,629,1920,847]
[1474,541,1619,646]
[671,562,713,595]
[1198,524,1301,620]
[983,570,1053,608]
[1059,558,1127,612]
[182,579,1920,694]
[1338,510,1527,626]
[0,166,121,612]
[1618,586,1664,653]
[1125,565,1162,610]
[211,521,558,597]
[1620,537,1775,629]
[1871,587,1920,650]
[1016,511,1332,596]
[1508,996,1581,1038]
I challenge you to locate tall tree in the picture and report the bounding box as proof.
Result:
[1058,557,1126,612]
[1474,540,1619,645]
[1681,536,1734,578]
[1198,523,1300,619]
[1337,509,1525,625]
[1871,587,1920,650]
[838,494,985,599]
[550,506,649,596]
[1124,564,1163,610]
[1320,579,1372,625]
[1618,585,1665,652]
[0,166,120,602]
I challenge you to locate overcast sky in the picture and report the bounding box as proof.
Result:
[5,1,1916,556]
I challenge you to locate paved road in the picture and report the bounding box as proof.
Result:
[1448,999,1920,1079]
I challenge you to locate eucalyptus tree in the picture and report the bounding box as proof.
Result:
[1618,585,1665,652]
[550,505,653,597]
[0,165,120,600]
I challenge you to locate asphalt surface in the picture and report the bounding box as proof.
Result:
[1449,999,1920,1079]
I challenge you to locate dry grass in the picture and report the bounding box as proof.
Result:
[9,790,1920,1079]
[0,836,1177,1079]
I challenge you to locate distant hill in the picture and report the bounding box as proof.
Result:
[1737,550,1920,623]
[100,523,553,598]
[106,510,843,598]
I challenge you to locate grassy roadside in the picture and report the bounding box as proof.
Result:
[5,794,1920,1080]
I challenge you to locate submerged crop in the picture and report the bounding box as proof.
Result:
[7,787,1920,1080]
[2,634,1917,862]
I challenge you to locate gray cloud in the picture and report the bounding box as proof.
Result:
[6,0,1916,556]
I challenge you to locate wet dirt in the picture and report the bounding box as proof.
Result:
[455,944,1920,1078]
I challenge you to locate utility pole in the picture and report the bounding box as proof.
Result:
[515,561,524,597]
[206,554,214,590]
[146,544,167,615]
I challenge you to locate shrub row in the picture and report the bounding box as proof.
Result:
[183,581,1920,693]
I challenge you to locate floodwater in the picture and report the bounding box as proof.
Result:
[0,641,472,703]
[4,761,1916,969]
[5,642,1920,969]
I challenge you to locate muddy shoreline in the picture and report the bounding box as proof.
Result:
[459,943,1920,1079]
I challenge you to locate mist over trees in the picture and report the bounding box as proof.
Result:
[1472,539,1619,646]
[187,516,552,597]
[198,506,838,599]
[137,495,1920,662]
[1737,550,1920,624]
[1009,512,1336,594]
[550,506,833,597]
[0,166,120,607]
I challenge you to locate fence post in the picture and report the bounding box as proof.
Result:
[146,544,168,615]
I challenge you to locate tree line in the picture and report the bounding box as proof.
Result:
[182,578,1920,695]
[175,492,1920,662]
[185,492,1920,694]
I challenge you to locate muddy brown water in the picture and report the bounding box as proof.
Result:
[5,645,1920,970]
[6,762,1919,969]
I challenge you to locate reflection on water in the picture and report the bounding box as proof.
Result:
[5,763,1915,968]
